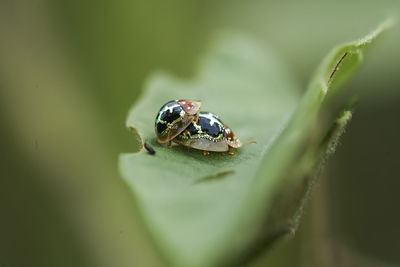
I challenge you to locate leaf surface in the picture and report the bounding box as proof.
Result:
[120,21,391,267]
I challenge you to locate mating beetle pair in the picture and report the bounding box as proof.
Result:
[155,100,242,154]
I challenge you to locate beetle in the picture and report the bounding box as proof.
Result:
[155,100,201,144]
[173,111,242,154]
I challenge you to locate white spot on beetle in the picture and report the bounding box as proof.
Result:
[202,112,220,126]
[161,103,180,114]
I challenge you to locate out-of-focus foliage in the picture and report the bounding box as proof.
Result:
[0,0,399,267]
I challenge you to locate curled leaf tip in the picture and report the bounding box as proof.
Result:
[356,17,395,46]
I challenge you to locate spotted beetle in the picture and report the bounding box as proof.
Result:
[173,111,242,153]
[155,100,201,143]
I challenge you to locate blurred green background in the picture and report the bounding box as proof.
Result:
[1,0,399,266]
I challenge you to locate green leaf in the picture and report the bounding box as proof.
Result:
[120,21,391,267]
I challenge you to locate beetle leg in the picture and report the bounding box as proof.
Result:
[203,151,210,156]
[167,141,172,148]
[228,151,235,155]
